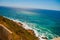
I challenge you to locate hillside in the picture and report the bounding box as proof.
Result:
[0,16,38,40]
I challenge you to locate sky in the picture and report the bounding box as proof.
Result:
[0,0,60,11]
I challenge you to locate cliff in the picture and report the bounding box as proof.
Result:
[0,16,38,40]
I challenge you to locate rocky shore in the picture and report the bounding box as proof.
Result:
[14,21,37,37]
[15,21,60,40]
[0,16,39,40]
[0,16,60,40]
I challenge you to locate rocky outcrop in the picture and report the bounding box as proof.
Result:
[0,16,39,40]
[27,29,35,36]
[15,21,35,36]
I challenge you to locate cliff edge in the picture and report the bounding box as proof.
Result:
[0,16,38,40]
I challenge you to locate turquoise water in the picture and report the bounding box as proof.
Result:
[0,6,60,40]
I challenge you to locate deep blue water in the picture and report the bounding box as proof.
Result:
[0,6,60,40]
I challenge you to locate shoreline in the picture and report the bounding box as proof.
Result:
[12,19,39,37]
[4,16,60,40]
[0,16,39,40]
[4,17,40,40]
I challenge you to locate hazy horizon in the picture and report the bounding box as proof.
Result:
[0,0,60,11]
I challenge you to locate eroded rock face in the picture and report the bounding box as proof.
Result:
[15,22,36,36]
[13,21,23,26]
[27,29,35,36]
[52,37,60,40]
[0,16,39,40]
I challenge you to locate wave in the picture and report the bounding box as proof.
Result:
[4,16,39,36]
[4,16,59,40]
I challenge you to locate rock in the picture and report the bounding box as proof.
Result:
[27,29,35,36]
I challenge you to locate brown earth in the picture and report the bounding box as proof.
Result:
[0,16,39,40]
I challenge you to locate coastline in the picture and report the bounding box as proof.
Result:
[12,18,39,38]
[4,16,40,40]
[0,16,39,40]
[4,16,60,40]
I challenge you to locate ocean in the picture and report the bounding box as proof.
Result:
[0,6,60,40]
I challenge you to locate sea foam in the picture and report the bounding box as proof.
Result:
[4,16,40,40]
